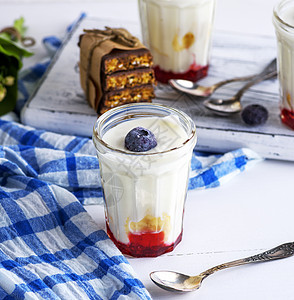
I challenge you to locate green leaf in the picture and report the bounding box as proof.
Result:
[13,17,26,37]
[0,35,33,57]
[0,36,33,69]
[0,32,12,41]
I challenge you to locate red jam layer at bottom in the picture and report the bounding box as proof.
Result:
[153,64,209,84]
[281,108,294,130]
[106,223,182,257]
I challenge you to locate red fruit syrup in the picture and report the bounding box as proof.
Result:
[281,108,294,130]
[153,63,209,84]
[106,223,182,257]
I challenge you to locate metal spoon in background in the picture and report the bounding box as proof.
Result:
[150,242,294,293]
[203,70,277,116]
[168,58,277,97]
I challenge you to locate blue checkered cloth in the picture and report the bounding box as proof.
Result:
[0,13,262,299]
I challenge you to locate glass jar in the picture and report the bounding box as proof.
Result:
[273,0,294,129]
[93,103,197,257]
[138,0,216,83]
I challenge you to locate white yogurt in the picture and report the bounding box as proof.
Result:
[99,115,194,248]
[138,0,216,73]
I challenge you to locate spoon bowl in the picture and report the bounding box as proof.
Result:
[203,70,277,115]
[203,97,242,115]
[150,271,203,292]
[150,242,294,292]
[169,79,214,97]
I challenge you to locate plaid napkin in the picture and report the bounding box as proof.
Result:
[0,14,262,299]
[0,158,150,299]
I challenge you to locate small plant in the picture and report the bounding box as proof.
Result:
[0,17,34,115]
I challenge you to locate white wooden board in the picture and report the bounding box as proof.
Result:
[21,16,294,161]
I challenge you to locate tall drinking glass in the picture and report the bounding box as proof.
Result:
[93,103,197,257]
[138,0,216,83]
[273,0,294,129]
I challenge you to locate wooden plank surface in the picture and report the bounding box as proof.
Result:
[21,17,294,161]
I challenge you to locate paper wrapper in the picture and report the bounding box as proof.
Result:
[79,28,147,112]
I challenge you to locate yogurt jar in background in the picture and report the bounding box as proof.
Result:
[273,0,294,130]
[138,0,216,83]
[92,103,197,257]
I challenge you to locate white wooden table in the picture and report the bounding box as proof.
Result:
[2,0,294,299]
[86,158,294,299]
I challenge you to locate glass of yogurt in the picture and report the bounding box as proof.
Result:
[93,103,197,257]
[273,0,294,130]
[138,0,216,83]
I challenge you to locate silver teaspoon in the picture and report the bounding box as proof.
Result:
[203,70,277,116]
[168,58,276,97]
[150,242,294,292]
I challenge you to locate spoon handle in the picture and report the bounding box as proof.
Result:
[233,70,277,100]
[200,242,294,278]
[212,58,277,91]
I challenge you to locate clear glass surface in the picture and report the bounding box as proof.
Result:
[93,103,197,257]
[138,0,216,83]
[273,0,294,129]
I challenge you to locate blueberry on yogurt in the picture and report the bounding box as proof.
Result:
[125,127,157,152]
